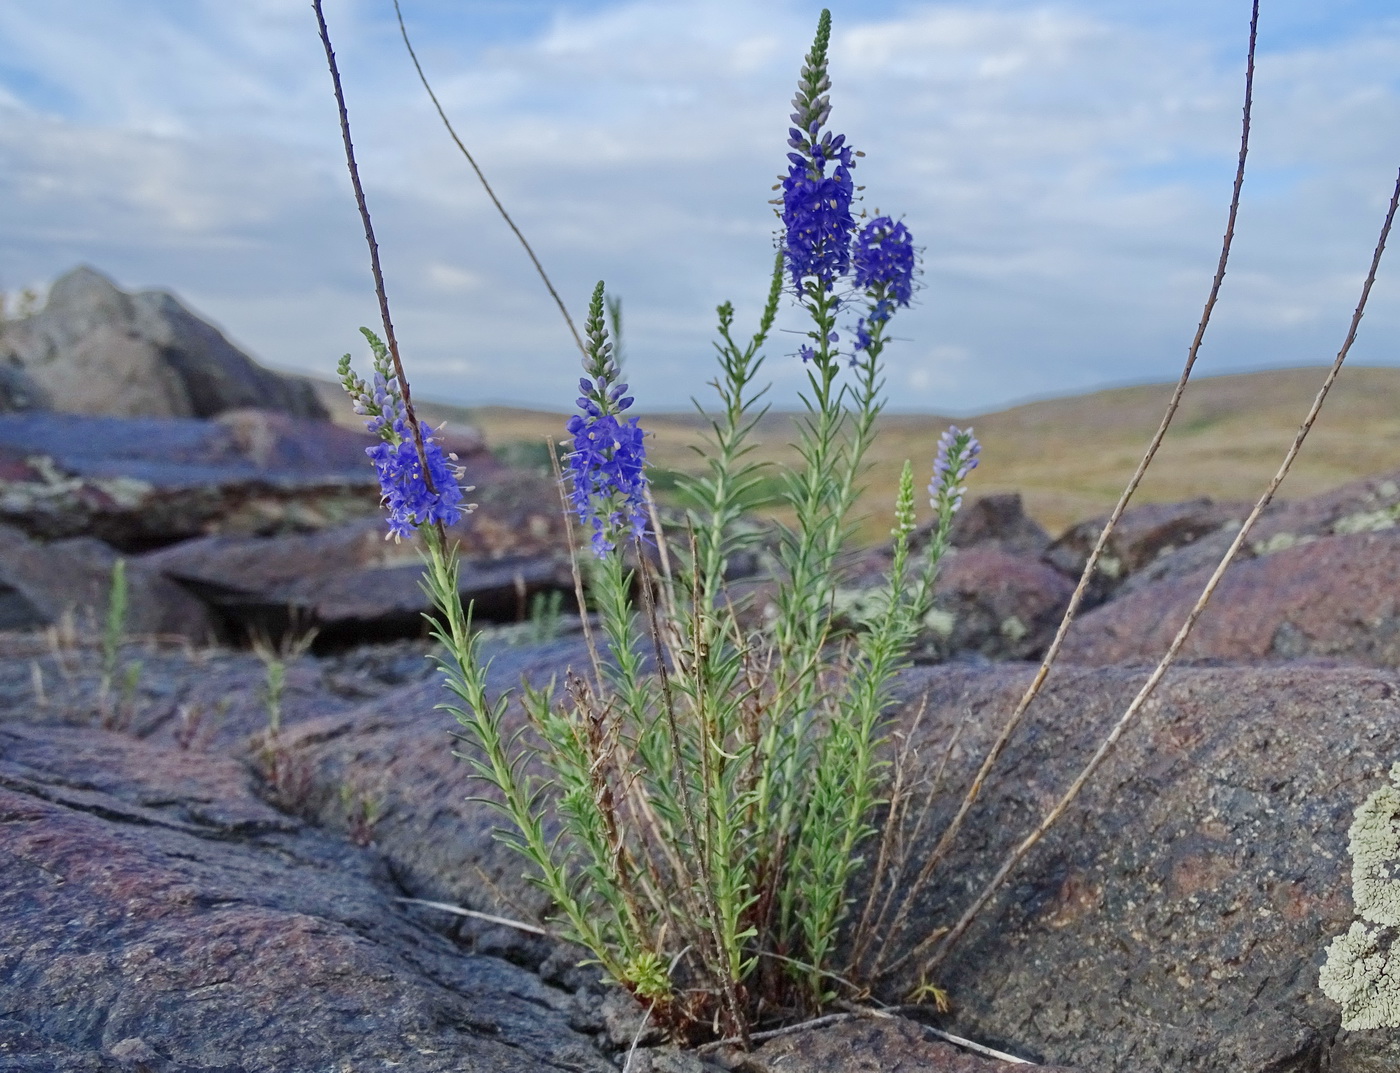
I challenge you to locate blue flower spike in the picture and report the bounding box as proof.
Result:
[780,9,858,295]
[930,425,981,516]
[338,328,466,540]
[564,282,649,558]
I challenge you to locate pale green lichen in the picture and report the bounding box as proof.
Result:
[1252,531,1315,557]
[1334,504,1400,536]
[1321,922,1400,1030]
[1349,764,1400,928]
[999,615,1028,643]
[1321,762,1400,1028]
[922,608,956,638]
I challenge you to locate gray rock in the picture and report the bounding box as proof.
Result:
[0,266,326,419]
[944,492,1053,560]
[0,409,504,549]
[0,524,213,641]
[1044,497,1248,605]
[746,1017,1082,1072]
[142,482,573,642]
[273,653,1400,1072]
[0,719,611,1073]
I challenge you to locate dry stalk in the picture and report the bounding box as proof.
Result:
[891,1,1262,952]
[637,547,751,1045]
[391,0,586,359]
[548,439,607,696]
[922,162,1400,975]
[312,0,436,496]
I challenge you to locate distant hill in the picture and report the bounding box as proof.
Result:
[312,365,1400,540]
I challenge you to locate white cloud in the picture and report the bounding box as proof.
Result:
[1,1,1398,415]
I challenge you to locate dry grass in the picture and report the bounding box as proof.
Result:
[311,364,1400,542]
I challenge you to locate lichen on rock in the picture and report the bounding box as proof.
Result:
[1321,762,1400,1028]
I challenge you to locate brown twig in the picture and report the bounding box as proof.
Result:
[313,0,437,496]
[883,2,1262,970]
[923,162,1400,974]
[392,0,587,358]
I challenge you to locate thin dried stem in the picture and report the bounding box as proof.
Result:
[548,439,606,697]
[848,691,931,970]
[858,705,971,979]
[392,0,586,358]
[393,897,554,937]
[637,547,750,1045]
[898,0,1261,935]
[313,0,436,494]
[923,162,1400,974]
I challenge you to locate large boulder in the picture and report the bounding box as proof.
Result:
[0,266,327,419]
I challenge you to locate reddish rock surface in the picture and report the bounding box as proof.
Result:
[0,720,612,1073]
[1060,527,1400,667]
[926,546,1075,661]
[943,492,1053,559]
[270,654,1400,1072]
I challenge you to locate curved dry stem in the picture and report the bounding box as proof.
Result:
[313,0,436,495]
[922,162,1400,975]
[392,0,586,359]
[884,2,1262,958]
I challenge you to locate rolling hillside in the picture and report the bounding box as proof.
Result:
[313,364,1400,541]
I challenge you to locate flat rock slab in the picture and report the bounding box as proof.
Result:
[0,720,611,1073]
[0,525,214,641]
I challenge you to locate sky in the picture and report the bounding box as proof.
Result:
[2,0,1399,415]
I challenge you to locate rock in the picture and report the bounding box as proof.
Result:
[922,547,1075,662]
[142,475,574,642]
[0,524,213,641]
[260,637,599,941]
[834,544,1074,662]
[267,650,1400,1072]
[0,410,503,549]
[1044,497,1247,605]
[1060,527,1400,667]
[745,1017,1081,1071]
[943,493,1053,559]
[869,661,1400,1073]
[0,266,326,419]
[0,719,611,1072]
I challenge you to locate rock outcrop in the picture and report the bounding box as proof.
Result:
[265,653,1400,1073]
[0,266,327,419]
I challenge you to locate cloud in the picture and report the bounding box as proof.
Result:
[1,0,1398,416]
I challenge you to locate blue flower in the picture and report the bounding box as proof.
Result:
[781,142,857,292]
[565,411,648,557]
[853,216,916,307]
[367,431,465,540]
[339,329,467,539]
[929,426,980,515]
[564,282,649,557]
